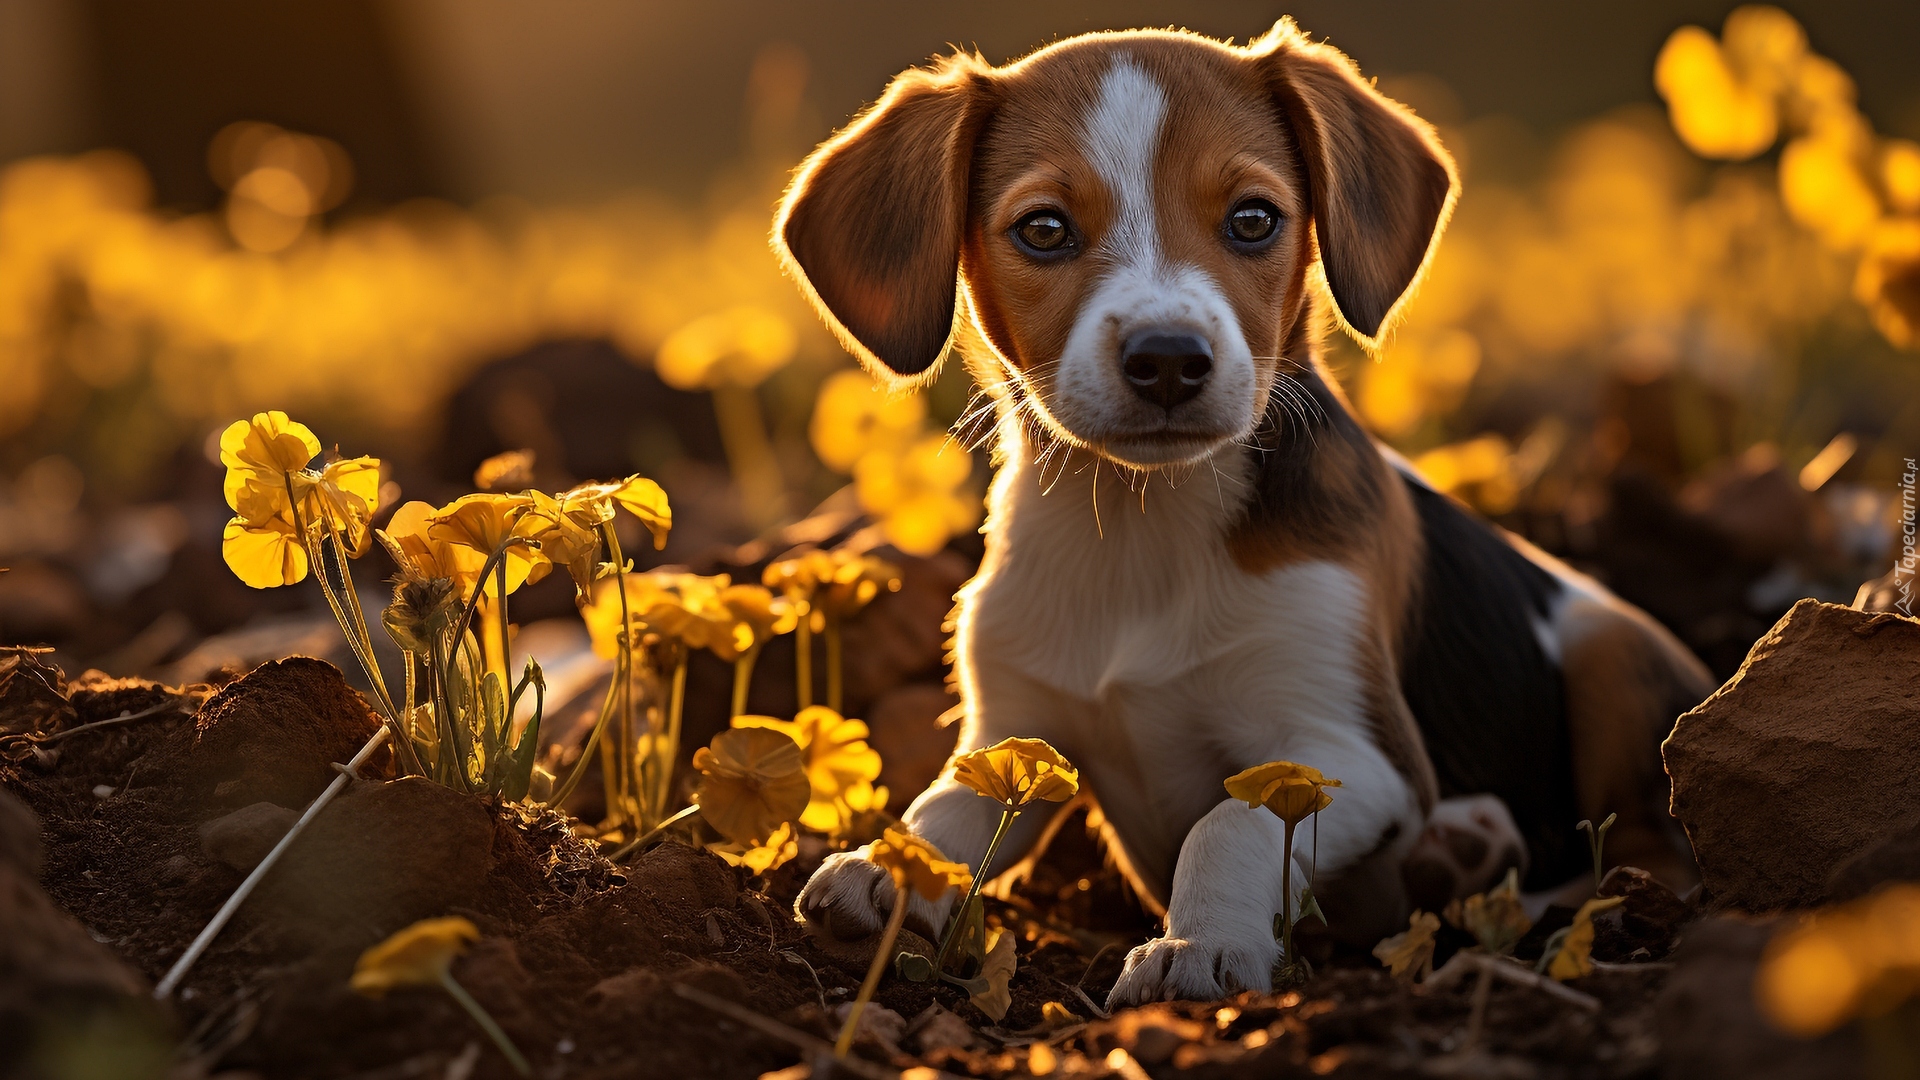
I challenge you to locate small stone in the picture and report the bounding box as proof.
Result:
[1665,600,1920,911]
[1592,865,1691,961]
[829,1002,904,1054]
[909,1003,978,1053]
[198,802,300,872]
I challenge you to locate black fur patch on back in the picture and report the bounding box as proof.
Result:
[1398,478,1583,889]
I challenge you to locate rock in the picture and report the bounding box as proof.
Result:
[191,656,388,809]
[254,777,494,946]
[1656,917,1865,1080]
[1665,600,1920,911]
[198,801,299,872]
[1826,829,1920,901]
[631,840,738,912]
[908,1003,979,1053]
[829,1001,905,1055]
[0,796,169,1077]
[1592,866,1692,961]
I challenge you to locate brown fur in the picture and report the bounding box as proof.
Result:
[1558,596,1713,890]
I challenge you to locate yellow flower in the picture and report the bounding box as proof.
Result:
[1223,761,1343,827]
[379,500,487,591]
[580,572,732,659]
[1373,910,1440,982]
[732,706,882,834]
[1444,867,1532,955]
[810,369,926,472]
[217,412,385,585]
[1654,24,1780,160]
[815,550,903,625]
[709,583,798,661]
[1756,884,1920,1037]
[473,448,536,491]
[519,491,605,600]
[219,410,319,509]
[350,916,479,998]
[1547,895,1625,981]
[427,493,546,596]
[952,737,1079,811]
[854,433,980,557]
[708,820,798,876]
[691,726,811,845]
[655,305,796,390]
[1855,216,1920,347]
[867,825,972,902]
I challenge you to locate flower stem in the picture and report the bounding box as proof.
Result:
[1281,817,1296,968]
[933,807,1017,974]
[711,382,786,529]
[836,879,910,1059]
[795,615,812,709]
[730,642,762,718]
[825,616,843,714]
[606,801,702,862]
[439,971,531,1078]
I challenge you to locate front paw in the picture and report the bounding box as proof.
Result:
[795,849,953,942]
[1106,930,1279,1008]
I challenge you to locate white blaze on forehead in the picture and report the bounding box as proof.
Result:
[1082,58,1168,270]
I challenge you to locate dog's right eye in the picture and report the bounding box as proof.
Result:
[1012,210,1076,256]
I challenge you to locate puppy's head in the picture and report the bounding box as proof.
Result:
[776,20,1456,469]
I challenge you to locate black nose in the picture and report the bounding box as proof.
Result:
[1121,330,1212,410]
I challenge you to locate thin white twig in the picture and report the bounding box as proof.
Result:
[154,726,390,999]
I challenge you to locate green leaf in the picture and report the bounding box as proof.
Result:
[498,660,545,802]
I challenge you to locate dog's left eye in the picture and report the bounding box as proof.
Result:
[1012,210,1076,256]
[1226,199,1281,246]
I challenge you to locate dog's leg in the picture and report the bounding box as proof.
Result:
[796,665,1071,942]
[795,774,1060,942]
[1107,743,1418,1007]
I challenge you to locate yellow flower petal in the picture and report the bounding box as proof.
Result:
[708,820,798,876]
[969,928,1016,1022]
[350,916,478,998]
[611,476,672,550]
[1373,910,1440,982]
[427,493,545,596]
[222,513,308,588]
[1547,895,1625,981]
[868,825,972,902]
[220,410,319,511]
[951,737,1079,810]
[1223,761,1343,826]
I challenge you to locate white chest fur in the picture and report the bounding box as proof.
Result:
[950,426,1414,899]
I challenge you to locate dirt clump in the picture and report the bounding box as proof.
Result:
[190,656,388,809]
[1666,600,1920,911]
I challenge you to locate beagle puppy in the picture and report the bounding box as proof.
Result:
[774,20,1713,1006]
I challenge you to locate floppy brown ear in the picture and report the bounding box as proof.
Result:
[774,57,993,381]
[1252,19,1458,344]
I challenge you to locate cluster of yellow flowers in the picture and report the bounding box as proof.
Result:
[1656,5,1920,345]
[1346,6,1913,513]
[810,369,981,556]
[0,145,822,447]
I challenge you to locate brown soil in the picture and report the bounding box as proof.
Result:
[2,658,1746,1080]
